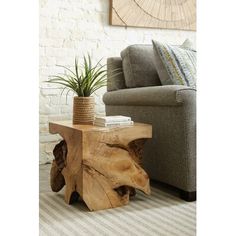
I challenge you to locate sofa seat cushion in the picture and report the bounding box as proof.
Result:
[121,45,161,88]
[152,39,196,88]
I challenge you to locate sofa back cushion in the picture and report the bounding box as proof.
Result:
[121,45,161,88]
[107,57,126,91]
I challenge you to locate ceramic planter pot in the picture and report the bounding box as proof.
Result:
[73,96,95,124]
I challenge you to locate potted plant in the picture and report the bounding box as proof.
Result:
[47,54,107,124]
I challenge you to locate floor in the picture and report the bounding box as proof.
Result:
[39,164,52,193]
[40,164,196,236]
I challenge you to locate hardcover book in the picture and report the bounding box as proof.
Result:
[95,115,131,123]
[94,120,134,127]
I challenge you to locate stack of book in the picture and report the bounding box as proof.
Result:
[94,115,133,127]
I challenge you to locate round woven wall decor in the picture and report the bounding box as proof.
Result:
[110,0,196,31]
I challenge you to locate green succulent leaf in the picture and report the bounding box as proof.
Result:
[46,54,110,97]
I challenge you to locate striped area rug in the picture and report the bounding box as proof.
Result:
[40,187,196,236]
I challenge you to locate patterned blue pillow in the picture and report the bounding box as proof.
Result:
[152,39,196,88]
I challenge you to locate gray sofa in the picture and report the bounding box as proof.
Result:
[103,45,196,201]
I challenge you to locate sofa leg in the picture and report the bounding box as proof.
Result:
[180,190,196,202]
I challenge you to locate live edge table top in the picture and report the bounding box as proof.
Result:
[49,120,152,211]
[49,120,152,133]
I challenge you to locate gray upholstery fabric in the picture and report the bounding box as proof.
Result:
[120,45,161,88]
[103,85,196,107]
[107,57,126,91]
[104,102,196,192]
[103,52,196,193]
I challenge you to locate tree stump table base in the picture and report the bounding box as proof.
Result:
[49,121,152,211]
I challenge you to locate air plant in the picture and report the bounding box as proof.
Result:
[47,54,108,97]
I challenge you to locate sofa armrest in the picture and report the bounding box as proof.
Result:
[103,85,196,106]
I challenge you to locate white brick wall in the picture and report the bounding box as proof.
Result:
[39,0,196,164]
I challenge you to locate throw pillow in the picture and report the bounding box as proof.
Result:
[152,39,196,88]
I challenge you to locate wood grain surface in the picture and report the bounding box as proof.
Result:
[49,121,152,211]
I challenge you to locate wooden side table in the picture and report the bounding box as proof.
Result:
[49,121,152,211]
